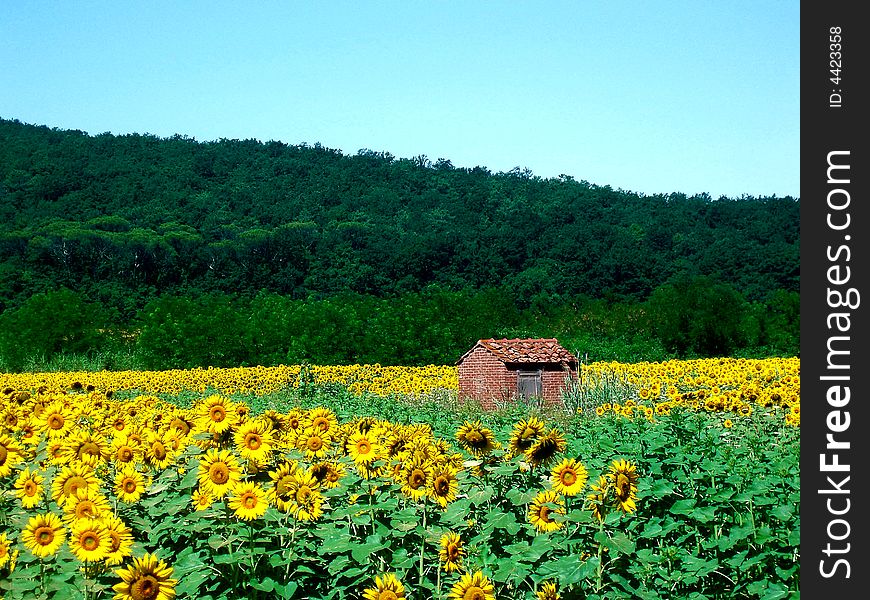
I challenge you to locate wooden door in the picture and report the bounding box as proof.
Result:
[517,369,542,400]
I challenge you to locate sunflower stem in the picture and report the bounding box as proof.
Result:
[596,517,605,593]
[419,497,427,589]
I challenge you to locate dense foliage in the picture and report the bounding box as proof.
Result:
[0,356,800,599]
[0,118,799,368]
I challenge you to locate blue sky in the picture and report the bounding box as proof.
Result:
[1,1,799,199]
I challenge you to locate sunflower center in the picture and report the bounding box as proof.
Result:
[63,475,88,496]
[79,442,101,458]
[47,414,65,429]
[81,532,99,551]
[275,475,293,497]
[464,586,486,600]
[36,527,54,545]
[434,476,450,495]
[151,443,167,459]
[616,475,631,499]
[561,470,577,485]
[76,501,97,519]
[113,419,126,431]
[539,506,552,522]
[243,493,258,509]
[244,434,261,450]
[378,591,398,600]
[356,440,371,454]
[124,479,138,494]
[466,431,483,443]
[209,463,230,484]
[209,407,226,422]
[108,530,121,552]
[307,437,323,451]
[132,575,160,600]
[0,447,7,464]
[24,480,38,496]
[312,417,329,431]
[296,486,312,503]
[409,469,426,489]
[118,447,135,462]
[447,544,461,561]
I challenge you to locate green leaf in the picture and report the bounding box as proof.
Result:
[484,508,521,534]
[640,522,663,539]
[670,498,697,515]
[770,504,795,522]
[251,579,276,592]
[689,505,716,523]
[608,531,636,555]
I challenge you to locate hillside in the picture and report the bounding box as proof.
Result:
[0,118,798,307]
[0,118,799,368]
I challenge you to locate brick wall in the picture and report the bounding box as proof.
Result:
[458,346,514,410]
[458,346,579,409]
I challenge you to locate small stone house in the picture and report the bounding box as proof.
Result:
[456,338,579,409]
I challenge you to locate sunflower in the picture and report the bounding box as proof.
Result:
[197,448,242,498]
[114,466,147,504]
[14,467,45,509]
[455,420,499,457]
[63,487,112,524]
[550,458,588,496]
[63,430,112,467]
[0,434,23,477]
[306,407,338,435]
[438,532,464,573]
[283,408,305,442]
[362,573,405,600]
[585,475,610,521]
[429,465,460,508]
[0,532,11,568]
[111,434,143,466]
[38,400,75,439]
[267,460,300,512]
[103,515,135,566]
[297,428,332,461]
[191,489,214,511]
[723,419,734,428]
[528,490,566,533]
[449,571,495,600]
[69,518,111,563]
[283,470,324,522]
[228,481,269,521]
[51,463,101,503]
[507,417,546,457]
[22,512,66,558]
[536,581,560,600]
[144,432,175,471]
[607,459,639,515]
[308,460,345,489]
[233,419,274,465]
[196,394,237,435]
[347,431,381,465]
[400,457,432,502]
[524,428,567,469]
[113,553,177,600]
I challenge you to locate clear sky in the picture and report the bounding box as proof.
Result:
[1,1,799,200]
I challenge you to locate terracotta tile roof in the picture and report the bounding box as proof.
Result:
[459,338,578,365]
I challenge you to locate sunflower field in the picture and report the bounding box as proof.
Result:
[0,358,800,599]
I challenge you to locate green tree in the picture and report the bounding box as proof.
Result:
[647,274,750,357]
[0,288,113,370]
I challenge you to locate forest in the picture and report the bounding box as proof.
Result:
[0,118,799,369]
